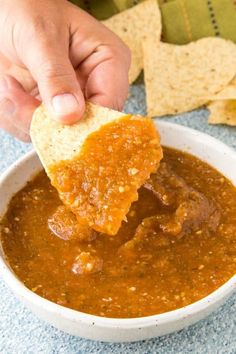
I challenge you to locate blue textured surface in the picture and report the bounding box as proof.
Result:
[0,85,236,354]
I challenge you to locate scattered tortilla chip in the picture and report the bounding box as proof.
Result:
[208,100,236,126]
[143,37,236,116]
[205,77,236,101]
[102,0,162,84]
[30,103,162,235]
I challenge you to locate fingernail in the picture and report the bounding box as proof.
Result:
[0,98,15,115]
[0,77,8,93]
[51,94,79,117]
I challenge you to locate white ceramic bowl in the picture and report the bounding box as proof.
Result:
[0,121,236,342]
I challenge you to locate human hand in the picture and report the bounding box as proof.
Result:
[0,0,130,141]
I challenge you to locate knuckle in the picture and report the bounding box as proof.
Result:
[103,45,117,58]
[30,15,60,39]
[109,39,131,68]
[21,14,66,53]
[37,61,73,81]
[31,15,48,35]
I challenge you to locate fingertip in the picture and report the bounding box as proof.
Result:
[48,93,85,124]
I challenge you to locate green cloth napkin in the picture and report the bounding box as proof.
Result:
[160,0,236,44]
[71,0,236,44]
[70,0,142,19]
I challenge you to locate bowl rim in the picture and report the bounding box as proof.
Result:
[0,120,235,329]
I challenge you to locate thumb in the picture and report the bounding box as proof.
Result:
[22,38,85,124]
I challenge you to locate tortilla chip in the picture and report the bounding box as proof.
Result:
[143,37,236,116]
[208,100,236,126]
[30,103,124,168]
[102,0,162,84]
[30,103,163,235]
[205,77,236,101]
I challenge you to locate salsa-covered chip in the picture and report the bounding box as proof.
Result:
[31,103,162,235]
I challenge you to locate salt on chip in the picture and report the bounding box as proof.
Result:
[208,100,236,126]
[102,0,162,84]
[30,103,162,235]
[143,37,236,116]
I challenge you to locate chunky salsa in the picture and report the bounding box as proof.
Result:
[48,114,162,235]
[1,147,236,318]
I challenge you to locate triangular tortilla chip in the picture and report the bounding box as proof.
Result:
[143,37,236,116]
[102,0,162,84]
[208,100,236,126]
[30,103,162,235]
